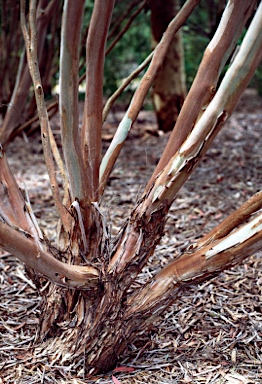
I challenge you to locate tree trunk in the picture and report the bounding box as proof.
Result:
[150,0,186,132]
[35,195,168,373]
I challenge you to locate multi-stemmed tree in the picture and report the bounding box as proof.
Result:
[0,0,262,375]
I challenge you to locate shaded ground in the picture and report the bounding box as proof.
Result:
[0,89,262,383]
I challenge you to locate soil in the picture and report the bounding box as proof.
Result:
[0,89,262,383]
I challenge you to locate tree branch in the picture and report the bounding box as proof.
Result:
[139,2,262,217]
[126,209,262,316]
[109,2,262,276]
[146,0,258,189]
[197,190,262,248]
[0,221,99,291]
[59,0,86,203]
[102,51,153,123]
[0,145,42,248]
[99,0,200,195]
[81,0,115,203]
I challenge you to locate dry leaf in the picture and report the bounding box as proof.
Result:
[112,375,122,384]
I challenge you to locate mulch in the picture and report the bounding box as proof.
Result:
[0,89,261,383]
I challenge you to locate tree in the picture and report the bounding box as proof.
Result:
[150,0,187,132]
[0,0,262,376]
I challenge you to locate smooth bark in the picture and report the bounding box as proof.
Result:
[147,0,258,189]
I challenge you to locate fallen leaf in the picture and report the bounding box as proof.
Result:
[112,375,122,384]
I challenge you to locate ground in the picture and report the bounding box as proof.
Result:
[0,89,261,383]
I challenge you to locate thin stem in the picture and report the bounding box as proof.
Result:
[13,99,58,137]
[107,0,140,40]
[105,0,147,55]
[20,0,72,232]
[102,51,153,123]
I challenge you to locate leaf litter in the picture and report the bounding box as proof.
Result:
[0,89,261,383]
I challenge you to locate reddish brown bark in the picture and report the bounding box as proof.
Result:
[146,0,258,189]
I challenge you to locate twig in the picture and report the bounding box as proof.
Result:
[102,51,153,122]
[107,0,141,40]
[23,182,44,244]
[105,0,147,55]
[14,98,58,137]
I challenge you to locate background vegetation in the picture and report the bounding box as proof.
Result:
[103,0,262,100]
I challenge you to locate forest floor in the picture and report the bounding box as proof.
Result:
[0,89,262,383]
